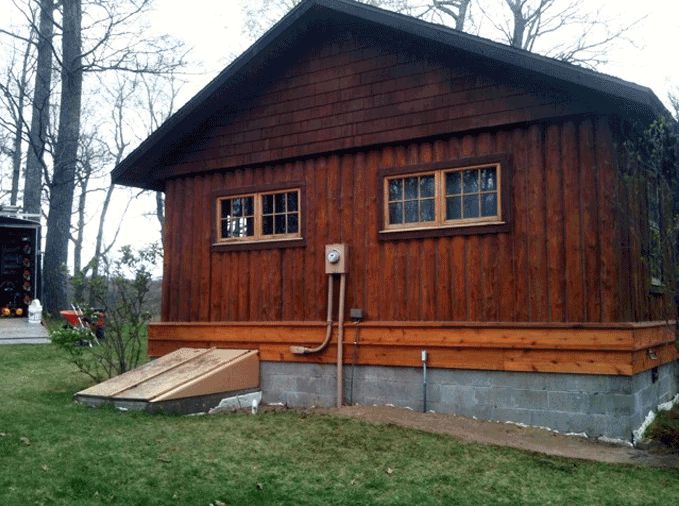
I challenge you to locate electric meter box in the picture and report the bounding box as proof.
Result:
[325,244,348,274]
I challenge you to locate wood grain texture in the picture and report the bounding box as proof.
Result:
[160,117,674,326]
[147,320,677,376]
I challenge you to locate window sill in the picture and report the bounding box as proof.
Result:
[212,237,305,252]
[379,221,509,240]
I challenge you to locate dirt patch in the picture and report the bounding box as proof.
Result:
[318,405,679,468]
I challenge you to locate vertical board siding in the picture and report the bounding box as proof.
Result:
[162,116,660,324]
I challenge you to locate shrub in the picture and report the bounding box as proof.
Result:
[647,406,679,451]
[52,244,160,382]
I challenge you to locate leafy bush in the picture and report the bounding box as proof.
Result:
[647,406,679,451]
[52,244,160,382]
[50,325,100,380]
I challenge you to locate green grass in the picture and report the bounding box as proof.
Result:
[1,345,679,506]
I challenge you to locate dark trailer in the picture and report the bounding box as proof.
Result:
[0,209,41,316]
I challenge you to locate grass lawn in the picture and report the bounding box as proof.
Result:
[1,345,678,506]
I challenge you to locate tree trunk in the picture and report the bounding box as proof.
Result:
[88,181,114,305]
[73,188,85,275]
[23,0,54,215]
[43,0,82,315]
[156,190,165,240]
[509,3,527,48]
[9,35,33,206]
[72,171,89,302]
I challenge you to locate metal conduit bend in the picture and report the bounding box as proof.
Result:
[289,274,334,355]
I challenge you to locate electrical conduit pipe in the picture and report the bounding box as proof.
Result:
[289,274,334,355]
[289,272,347,408]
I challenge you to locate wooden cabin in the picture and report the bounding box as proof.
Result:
[112,0,678,439]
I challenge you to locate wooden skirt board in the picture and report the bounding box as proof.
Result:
[148,321,678,376]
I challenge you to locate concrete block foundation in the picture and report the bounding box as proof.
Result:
[261,360,679,441]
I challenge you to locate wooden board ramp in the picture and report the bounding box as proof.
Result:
[75,348,259,414]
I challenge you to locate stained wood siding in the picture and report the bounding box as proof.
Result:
[157,27,594,180]
[148,321,678,376]
[161,116,668,324]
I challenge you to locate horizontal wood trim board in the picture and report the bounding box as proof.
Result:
[148,340,635,376]
[148,321,677,376]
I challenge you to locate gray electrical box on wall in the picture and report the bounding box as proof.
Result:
[325,244,348,274]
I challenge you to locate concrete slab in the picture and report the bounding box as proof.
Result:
[0,318,50,344]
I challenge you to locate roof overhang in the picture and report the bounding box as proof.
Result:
[112,0,669,190]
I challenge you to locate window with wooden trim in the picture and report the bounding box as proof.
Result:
[216,188,301,243]
[383,163,502,231]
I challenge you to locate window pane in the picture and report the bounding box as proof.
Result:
[389,202,403,224]
[404,200,418,223]
[287,192,298,212]
[388,179,403,201]
[446,172,461,195]
[262,195,273,214]
[244,197,254,216]
[221,220,230,238]
[287,214,299,233]
[275,215,286,234]
[263,215,273,235]
[221,199,231,219]
[420,175,435,198]
[246,217,254,236]
[481,193,497,216]
[463,195,479,218]
[420,198,435,221]
[446,196,461,220]
[232,198,242,216]
[463,170,479,193]
[274,193,286,213]
[404,177,418,200]
[480,168,497,191]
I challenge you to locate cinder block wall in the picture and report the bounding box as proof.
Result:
[260,361,679,441]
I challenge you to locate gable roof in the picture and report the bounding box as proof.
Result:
[112,0,667,189]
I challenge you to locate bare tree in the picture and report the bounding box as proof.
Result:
[481,0,640,67]
[136,73,181,239]
[35,0,187,313]
[414,0,472,30]
[44,0,84,315]
[23,0,55,216]
[242,0,418,40]
[0,31,34,206]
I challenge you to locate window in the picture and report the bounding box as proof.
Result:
[383,163,502,231]
[216,188,301,243]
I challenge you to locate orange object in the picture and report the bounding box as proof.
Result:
[1,307,10,317]
[15,308,23,317]
[60,310,81,326]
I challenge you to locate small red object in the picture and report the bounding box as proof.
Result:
[60,310,81,326]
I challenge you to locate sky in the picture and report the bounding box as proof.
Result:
[2,0,679,270]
